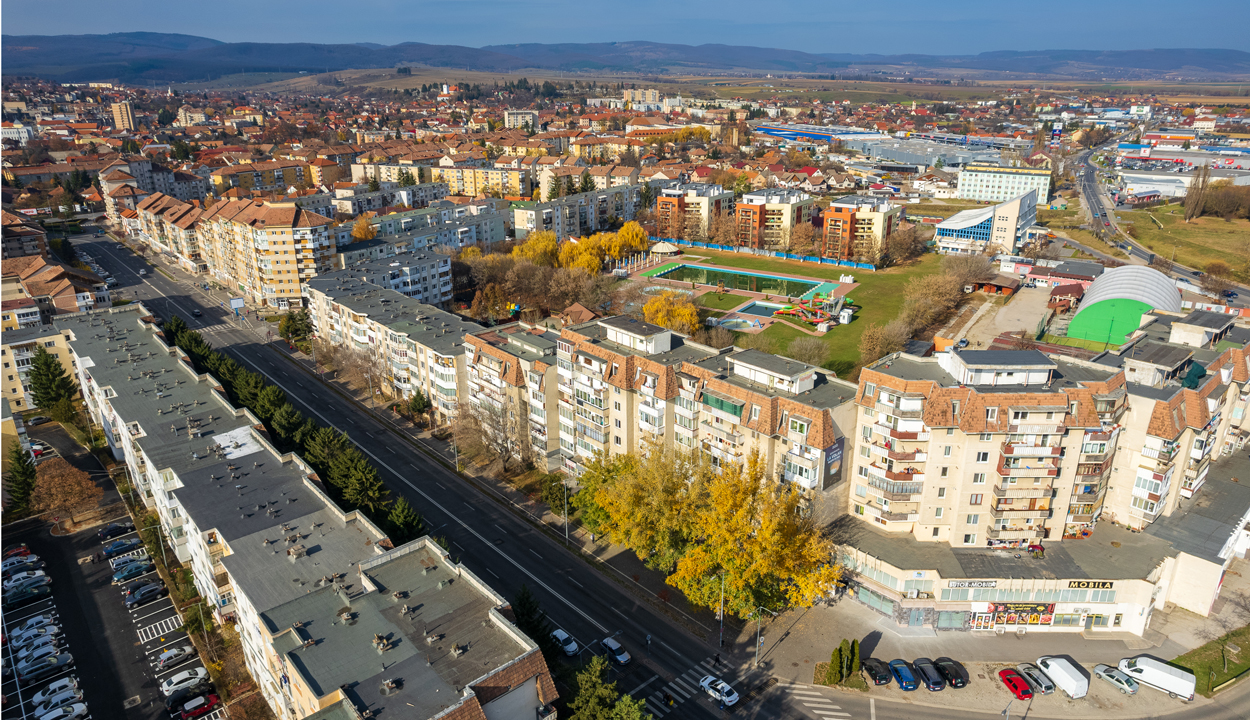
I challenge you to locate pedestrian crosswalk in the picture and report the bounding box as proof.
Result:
[137,614,183,642]
[643,656,720,717]
[786,685,851,719]
[194,322,236,336]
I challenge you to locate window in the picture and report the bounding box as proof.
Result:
[943,445,952,457]
[966,514,980,525]
[947,427,955,435]
[861,425,873,440]
[614,436,622,446]
[976,451,989,463]
[937,487,946,498]
[789,419,808,435]
[1012,410,1027,421]
[972,473,986,484]
[44,341,56,348]
[962,534,977,545]
[932,528,940,537]
[858,465,870,478]
[855,485,867,498]
[859,444,871,458]
[615,419,622,428]
[986,407,998,421]
[864,382,876,400]
[969,494,983,506]
[940,467,949,477]
[614,402,621,411]
[980,433,992,441]
[1090,589,1117,603]
[934,507,944,518]
[751,406,760,421]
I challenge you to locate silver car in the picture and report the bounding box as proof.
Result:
[1016,663,1054,695]
[34,687,84,717]
[1094,663,1138,695]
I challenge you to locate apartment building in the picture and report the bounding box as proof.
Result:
[66,304,557,720]
[513,184,645,240]
[822,196,902,262]
[331,183,449,216]
[426,165,531,197]
[736,189,815,250]
[111,101,135,131]
[935,190,1037,255]
[1,299,42,331]
[624,88,660,104]
[197,200,336,309]
[98,158,210,225]
[656,184,735,241]
[1,322,75,411]
[504,109,540,130]
[135,193,206,273]
[304,274,480,424]
[331,252,452,306]
[836,339,1250,637]
[175,105,207,126]
[547,316,857,492]
[465,323,565,471]
[958,163,1052,203]
[210,160,310,196]
[2,209,48,259]
[367,203,506,250]
[2,255,111,322]
[1,398,31,458]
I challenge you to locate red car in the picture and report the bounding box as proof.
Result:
[181,693,219,720]
[999,669,1034,700]
[2,544,31,560]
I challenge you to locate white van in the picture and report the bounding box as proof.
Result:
[1037,656,1088,699]
[1118,656,1196,701]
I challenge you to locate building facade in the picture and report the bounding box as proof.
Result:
[822,196,902,262]
[513,184,645,240]
[111,101,136,131]
[934,191,1037,255]
[656,184,735,241]
[735,189,815,251]
[958,163,1052,203]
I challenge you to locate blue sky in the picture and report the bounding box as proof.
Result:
[4,0,1248,54]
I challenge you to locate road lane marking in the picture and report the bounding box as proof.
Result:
[628,675,659,695]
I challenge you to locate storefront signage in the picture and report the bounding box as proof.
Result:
[992,602,1055,626]
[948,580,997,588]
[1068,581,1113,589]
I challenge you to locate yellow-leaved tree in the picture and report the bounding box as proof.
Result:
[511,230,559,267]
[643,291,701,334]
[351,216,377,242]
[606,221,650,260]
[558,234,607,275]
[459,246,482,261]
[667,451,842,618]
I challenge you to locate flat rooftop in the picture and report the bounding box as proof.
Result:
[307,274,480,357]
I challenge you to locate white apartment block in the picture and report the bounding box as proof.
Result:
[958,163,1051,203]
[331,252,453,306]
[656,183,736,241]
[331,183,449,216]
[934,190,1038,255]
[66,304,558,720]
[504,109,540,130]
[303,274,480,423]
[513,184,646,240]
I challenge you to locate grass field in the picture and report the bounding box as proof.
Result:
[696,292,751,311]
[1120,209,1250,278]
[689,250,942,378]
[1173,624,1250,697]
[904,200,984,219]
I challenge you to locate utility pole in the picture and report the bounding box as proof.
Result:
[719,573,725,647]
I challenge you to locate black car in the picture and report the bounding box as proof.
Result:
[934,657,969,689]
[124,578,163,595]
[913,657,946,692]
[98,522,135,541]
[125,583,168,608]
[4,585,52,610]
[102,538,143,558]
[164,681,214,713]
[862,658,892,686]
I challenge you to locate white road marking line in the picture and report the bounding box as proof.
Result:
[138,615,184,643]
[529,549,542,559]
[628,675,660,695]
[487,570,499,579]
[870,698,875,720]
[569,579,583,588]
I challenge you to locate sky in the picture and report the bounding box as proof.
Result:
[4,0,1248,54]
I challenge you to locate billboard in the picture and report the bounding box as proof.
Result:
[229,298,245,310]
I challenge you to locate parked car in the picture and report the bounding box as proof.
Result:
[25,416,50,427]
[1118,656,1195,701]
[862,658,892,686]
[1094,664,1138,695]
[123,578,162,596]
[1017,663,1054,695]
[161,668,210,697]
[164,682,213,713]
[2,544,33,561]
[17,654,74,686]
[2,554,41,573]
[1037,656,1088,699]
[30,676,80,707]
[889,660,918,691]
[4,585,52,610]
[30,443,51,457]
[113,561,154,584]
[6,573,52,595]
[600,637,631,665]
[912,658,946,691]
[934,657,969,689]
[3,569,48,591]
[14,613,58,635]
[956,338,969,348]
[125,582,168,608]
[110,551,149,570]
[156,645,196,670]
[36,702,88,720]
[180,693,220,720]
[12,624,61,648]
[16,636,65,663]
[550,629,578,657]
[102,538,142,558]
[98,521,135,541]
[699,675,739,706]
[3,561,45,581]
[33,686,84,717]
[998,668,1034,700]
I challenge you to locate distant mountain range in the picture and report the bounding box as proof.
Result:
[4,33,1249,83]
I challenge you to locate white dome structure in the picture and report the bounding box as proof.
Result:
[1068,265,1182,344]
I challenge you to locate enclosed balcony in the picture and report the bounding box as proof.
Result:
[986,526,1045,540]
[997,456,1060,478]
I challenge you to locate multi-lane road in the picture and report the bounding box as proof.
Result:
[69,228,1250,720]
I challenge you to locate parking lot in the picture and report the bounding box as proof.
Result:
[2,518,222,720]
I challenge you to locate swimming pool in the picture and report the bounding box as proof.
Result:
[655,265,819,298]
[739,301,789,317]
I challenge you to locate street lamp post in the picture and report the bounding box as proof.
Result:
[753,606,777,668]
[563,479,569,546]
[1001,699,1013,720]
[718,573,725,648]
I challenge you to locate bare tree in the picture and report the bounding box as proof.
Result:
[1184,165,1212,222]
[941,254,996,290]
[453,397,526,473]
[1201,261,1234,299]
[1149,255,1174,275]
[690,325,734,349]
[787,336,829,366]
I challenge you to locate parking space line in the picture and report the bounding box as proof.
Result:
[138,615,184,642]
[145,635,191,655]
[132,605,178,623]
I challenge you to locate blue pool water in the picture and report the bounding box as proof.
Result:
[656,264,821,298]
[739,301,789,317]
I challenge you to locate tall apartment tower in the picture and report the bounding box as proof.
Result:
[111,101,136,131]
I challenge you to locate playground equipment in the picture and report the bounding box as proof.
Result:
[772,292,844,324]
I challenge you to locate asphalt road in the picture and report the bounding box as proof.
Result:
[72,229,1250,720]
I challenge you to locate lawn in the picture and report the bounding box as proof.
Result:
[1172,623,1250,697]
[1120,208,1250,279]
[696,292,750,311]
[691,250,943,378]
[903,200,983,219]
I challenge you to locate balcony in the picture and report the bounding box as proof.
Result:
[992,484,1053,499]
[990,506,1049,519]
[997,457,1059,478]
[1001,442,1062,457]
[876,401,923,419]
[873,421,931,441]
[702,441,743,461]
[986,526,1045,540]
[214,571,231,590]
[1140,445,1177,461]
[870,442,927,462]
[701,421,743,445]
[880,510,920,522]
[1071,490,1103,503]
